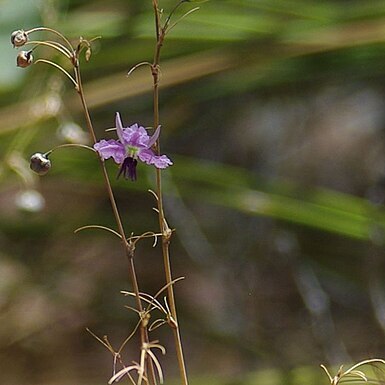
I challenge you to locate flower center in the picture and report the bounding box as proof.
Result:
[126,145,139,159]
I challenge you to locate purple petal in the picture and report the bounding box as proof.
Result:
[147,125,161,148]
[115,112,124,143]
[121,124,149,148]
[137,148,154,165]
[94,139,125,164]
[138,149,173,169]
[153,155,173,169]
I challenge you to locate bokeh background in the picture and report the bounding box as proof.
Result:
[2,0,385,384]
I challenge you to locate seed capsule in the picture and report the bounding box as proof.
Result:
[16,50,33,68]
[30,153,51,175]
[11,30,28,47]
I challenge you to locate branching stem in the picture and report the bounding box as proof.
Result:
[151,1,189,384]
[73,60,157,385]
[26,26,74,53]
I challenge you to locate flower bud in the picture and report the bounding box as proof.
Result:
[16,50,33,68]
[30,153,51,175]
[11,30,28,47]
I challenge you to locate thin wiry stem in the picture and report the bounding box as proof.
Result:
[123,292,166,314]
[34,59,78,88]
[86,328,115,352]
[122,277,185,314]
[149,319,167,331]
[321,359,385,385]
[26,40,72,59]
[109,364,143,385]
[153,276,185,301]
[26,26,74,53]
[86,327,141,383]
[162,0,186,31]
[147,347,165,384]
[166,7,200,34]
[118,319,142,354]
[321,364,334,383]
[18,25,158,385]
[127,61,153,77]
[73,59,157,385]
[150,1,189,384]
[152,0,161,42]
[45,143,96,154]
[344,359,385,375]
[74,224,123,239]
[126,231,162,246]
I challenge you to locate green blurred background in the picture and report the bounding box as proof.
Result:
[2,0,385,384]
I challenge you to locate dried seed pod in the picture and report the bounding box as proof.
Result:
[11,30,28,47]
[16,50,33,68]
[30,153,51,175]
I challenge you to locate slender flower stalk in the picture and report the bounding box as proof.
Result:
[73,57,157,385]
[12,26,157,385]
[12,4,199,380]
[150,2,189,384]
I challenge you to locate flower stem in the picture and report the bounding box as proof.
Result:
[27,40,72,59]
[35,59,77,87]
[74,63,157,385]
[151,2,189,384]
[26,26,74,54]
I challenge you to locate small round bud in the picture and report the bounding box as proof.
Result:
[30,153,51,175]
[11,30,28,47]
[16,50,33,68]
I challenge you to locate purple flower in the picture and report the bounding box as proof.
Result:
[94,112,172,181]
